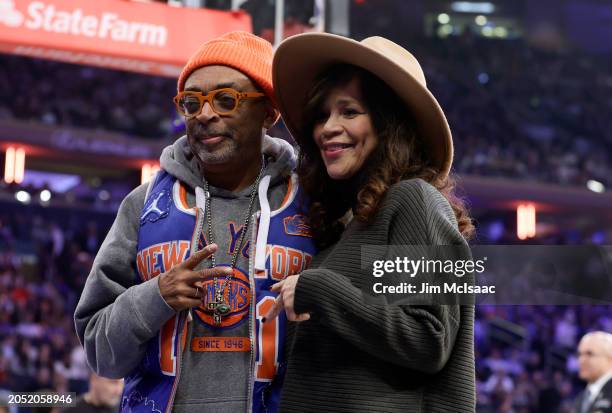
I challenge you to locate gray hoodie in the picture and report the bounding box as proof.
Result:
[74,135,297,413]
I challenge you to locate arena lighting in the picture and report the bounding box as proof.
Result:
[437,13,451,24]
[141,163,160,184]
[516,203,537,240]
[4,147,15,184]
[482,26,494,37]
[15,190,31,204]
[14,148,25,184]
[475,15,487,26]
[98,190,111,201]
[439,24,454,37]
[494,26,508,38]
[586,179,605,193]
[451,2,495,14]
[3,146,26,184]
[40,189,52,202]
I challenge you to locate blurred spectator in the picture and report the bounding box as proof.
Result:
[556,310,579,349]
[484,369,514,395]
[573,331,612,413]
[59,372,123,413]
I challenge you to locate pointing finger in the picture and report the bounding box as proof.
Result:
[184,266,232,283]
[270,281,283,292]
[181,244,217,270]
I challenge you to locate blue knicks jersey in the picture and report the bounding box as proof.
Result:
[120,171,317,413]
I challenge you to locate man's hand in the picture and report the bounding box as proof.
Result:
[158,244,232,312]
[263,275,310,323]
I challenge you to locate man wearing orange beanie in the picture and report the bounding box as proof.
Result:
[75,31,317,413]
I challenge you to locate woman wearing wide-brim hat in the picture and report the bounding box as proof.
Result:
[263,33,476,412]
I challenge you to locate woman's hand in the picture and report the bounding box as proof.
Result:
[263,275,311,323]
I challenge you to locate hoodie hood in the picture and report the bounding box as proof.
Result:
[159,134,296,194]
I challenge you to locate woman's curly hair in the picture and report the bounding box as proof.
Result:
[297,64,474,248]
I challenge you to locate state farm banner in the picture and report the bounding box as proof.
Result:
[0,0,252,76]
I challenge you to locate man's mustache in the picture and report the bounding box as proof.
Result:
[188,123,231,138]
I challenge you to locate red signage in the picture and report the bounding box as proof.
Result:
[0,0,252,76]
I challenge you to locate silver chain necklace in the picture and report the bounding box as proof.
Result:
[204,159,264,325]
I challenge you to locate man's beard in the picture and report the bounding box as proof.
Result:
[191,137,239,164]
[187,123,239,165]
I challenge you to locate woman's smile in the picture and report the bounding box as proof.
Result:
[313,77,378,180]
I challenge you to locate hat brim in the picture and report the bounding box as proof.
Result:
[273,33,452,177]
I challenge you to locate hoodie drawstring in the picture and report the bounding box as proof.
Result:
[189,186,208,322]
[255,175,272,271]
[195,186,207,212]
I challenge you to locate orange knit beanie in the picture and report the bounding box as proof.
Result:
[177,31,275,106]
